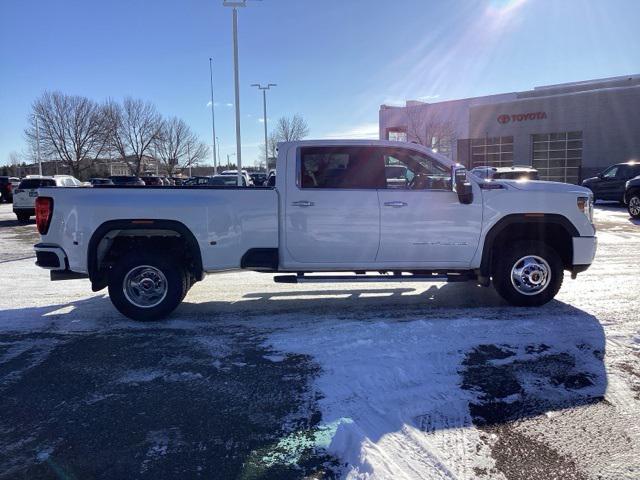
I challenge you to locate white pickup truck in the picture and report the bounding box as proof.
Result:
[33,140,597,320]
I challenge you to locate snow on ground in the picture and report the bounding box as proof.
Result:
[0,203,639,479]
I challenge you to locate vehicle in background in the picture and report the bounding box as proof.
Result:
[90,178,115,186]
[109,176,145,186]
[0,176,20,203]
[140,176,163,186]
[161,176,175,186]
[171,177,186,186]
[221,169,253,186]
[183,176,211,186]
[471,166,539,181]
[34,140,596,321]
[385,165,408,188]
[250,172,267,187]
[13,175,80,222]
[207,175,248,187]
[266,169,276,187]
[624,175,640,219]
[582,162,640,203]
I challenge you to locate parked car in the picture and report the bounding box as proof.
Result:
[140,176,163,186]
[0,176,20,203]
[171,177,186,186]
[266,169,276,187]
[207,175,247,186]
[34,140,596,321]
[13,175,81,222]
[624,175,640,219]
[184,176,212,186]
[221,169,253,186]
[471,166,539,181]
[109,176,145,186]
[90,178,114,186]
[582,161,640,203]
[250,172,267,187]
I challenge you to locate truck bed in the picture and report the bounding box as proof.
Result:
[39,186,279,273]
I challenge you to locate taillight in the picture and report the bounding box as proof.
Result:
[35,197,54,235]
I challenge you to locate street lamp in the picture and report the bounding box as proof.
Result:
[209,58,218,175]
[32,113,43,176]
[251,83,276,172]
[223,0,247,186]
[227,152,236,169]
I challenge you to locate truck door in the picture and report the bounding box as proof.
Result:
[376,147,482,266]
[283,146,383,266]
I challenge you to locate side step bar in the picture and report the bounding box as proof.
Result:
[274,272,477,284]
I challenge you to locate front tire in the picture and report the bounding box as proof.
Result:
[628,194,640,219]
[493,241,563,307]
[108,251,187,321]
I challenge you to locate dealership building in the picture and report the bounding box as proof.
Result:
[379,74,640,184]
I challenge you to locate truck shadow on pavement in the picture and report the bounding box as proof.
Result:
[0,282,607,479]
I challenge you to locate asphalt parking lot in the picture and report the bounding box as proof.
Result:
[0,202,638,479]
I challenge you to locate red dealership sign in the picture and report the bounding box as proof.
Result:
[497,112,547,124]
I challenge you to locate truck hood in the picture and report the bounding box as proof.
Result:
[498,180,592,195]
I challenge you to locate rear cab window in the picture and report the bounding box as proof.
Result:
[19,179,56,189]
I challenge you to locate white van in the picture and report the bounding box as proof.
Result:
[13,175,82,222]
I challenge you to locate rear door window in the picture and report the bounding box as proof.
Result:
[299,146,385,189]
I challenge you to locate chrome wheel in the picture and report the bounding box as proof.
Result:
[123,265,168,308]
[510,255,551,296]
[629,196,640,217]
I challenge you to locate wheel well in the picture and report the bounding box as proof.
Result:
[88,220,203,291]
[628,187,640,198]
[480,215,576,278]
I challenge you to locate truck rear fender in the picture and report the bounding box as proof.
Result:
[87,219,204,292]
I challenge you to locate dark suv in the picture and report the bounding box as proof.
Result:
[624,175,640,219]
[582,162,640,203]
[0,176,20,203]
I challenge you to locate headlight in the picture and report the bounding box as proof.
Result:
[577,196,593,223]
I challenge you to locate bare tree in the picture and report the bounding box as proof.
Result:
[274,114,309,142]
[258,131,279,166]
[25,91,109,178]
[153,117,208,176]
[406,107,457,158]
[104,97,162,175]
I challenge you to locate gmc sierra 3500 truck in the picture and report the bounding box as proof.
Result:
[33,140,597,321]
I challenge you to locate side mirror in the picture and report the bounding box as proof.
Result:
[598,173,604,179]
[452,165,473,204]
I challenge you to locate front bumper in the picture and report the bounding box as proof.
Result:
[34,243,68,270]
[572,236,597,268]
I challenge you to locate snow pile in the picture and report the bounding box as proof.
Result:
[266,314,605,479]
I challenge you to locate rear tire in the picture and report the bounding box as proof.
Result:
[493,241,563,307]
[628,194,640,219]
[107,251,187,321]
[16,213,30,222]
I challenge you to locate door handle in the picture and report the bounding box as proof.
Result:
[383,201,408,208]
[291,200,315,207]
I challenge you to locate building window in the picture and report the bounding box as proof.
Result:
[386,127,407,143]
[531,131,582,184]
[470,136,513,168]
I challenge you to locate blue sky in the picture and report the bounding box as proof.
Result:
[1,0,639,167]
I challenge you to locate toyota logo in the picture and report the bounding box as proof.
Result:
[497,114,510,124]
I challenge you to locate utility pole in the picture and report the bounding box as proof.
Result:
[209,58,218,175]
[34,115,42,176]
[223,0,247,186]
[251,83,276,172]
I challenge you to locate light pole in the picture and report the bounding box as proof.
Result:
[216,136,221,168]
[223,0,247,186]
[251,83,276,172]
[227,152,235,169]
[209,58,218,175]
[34,114,43,176]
